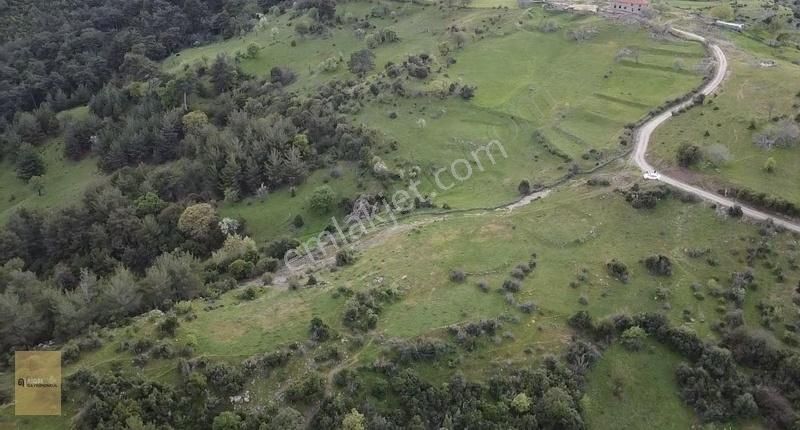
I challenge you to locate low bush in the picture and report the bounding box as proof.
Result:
[643,254,673,276]
[336,249,356,266]
[449,269,466,283]
[620,326,647,351]
[606,259,630,283]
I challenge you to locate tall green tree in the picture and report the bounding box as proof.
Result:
[15,144,45,181]
[210,54,239,94]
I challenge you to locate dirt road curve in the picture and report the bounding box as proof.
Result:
[632,28,800,234]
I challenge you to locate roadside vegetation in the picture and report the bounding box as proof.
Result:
[650,41,800,209]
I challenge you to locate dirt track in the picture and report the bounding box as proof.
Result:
[632,28,800,234]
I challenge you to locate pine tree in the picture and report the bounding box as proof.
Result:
[219,155,242,196]
[243,158,263,194]
[156,109,184,163]
[283,146,308,185]
[15,144,45,181]
[210,54,238,94]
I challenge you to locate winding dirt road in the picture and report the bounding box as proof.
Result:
[632,28,800,234]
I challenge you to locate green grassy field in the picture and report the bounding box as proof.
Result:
[219,162,380,242]
[353,9,706,208]
[649,43,800,206]
[14,180,798,427]
[165,3,705,215]
[163,1,446,89]
[0,140,100,222]
[583,341,696,430]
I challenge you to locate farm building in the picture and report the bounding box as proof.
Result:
[609,0,648,14]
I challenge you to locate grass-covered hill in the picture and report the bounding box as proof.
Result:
[1,0,800,429]
[5,178,800,429]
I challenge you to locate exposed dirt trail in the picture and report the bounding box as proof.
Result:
[632,28,800,234]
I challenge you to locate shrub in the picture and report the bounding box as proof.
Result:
[502,279,521,292]
[239,286,257,301]
[285,372,325,402]
[568,310,593,331]
[511,392,531,413]
[62,342,81,364]
[158,316,179,337]
[319,56,340,73]
[336,249,356,266]
[293,214,304,228]
[655,287,671,301]
[677,143,702,167]
[764,157,777,173]
[518,302,536,314]
[342,287,401,331]
[131,338,154,354]
[727,205,744,218]
[510,267,526,280]
[151,341,175,359]
[256,257,279,274]
[622,184,671,209]
[132,353,149,367]
[228,259,254,280]
[518,179,531,195]
[270,66,297,87]
[606,259,630,283]
[449,269,466,283]
[212,234,257,265]
[263,237,301,259]
[753,120,799,149]
[643,254,673,276]
[174,301,193,315]
[77,332,103,351]
[587,177,611,186]
[310,317,333,342]
[620,326,647,351]
[309,185,336,213]
[705,144,732,166]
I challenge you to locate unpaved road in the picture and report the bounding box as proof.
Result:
[633,28,800,234]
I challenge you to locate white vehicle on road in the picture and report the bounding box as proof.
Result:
[643,170,660,180]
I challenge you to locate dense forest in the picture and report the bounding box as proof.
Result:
[0,0,380,359]
[0,0,259,123]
